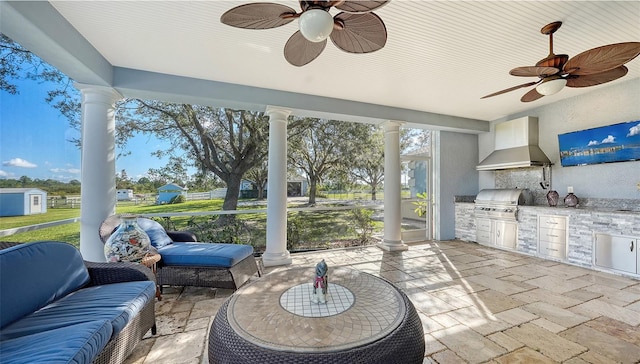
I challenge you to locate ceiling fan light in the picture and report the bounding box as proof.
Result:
[299,9,334,42]
[536,78,567,96]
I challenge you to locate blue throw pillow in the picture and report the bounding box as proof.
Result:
[137,219,173,248]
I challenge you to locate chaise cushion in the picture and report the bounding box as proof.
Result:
[0,320,112,364]
[158,242,254,268]
[0,241,90,329]
[0,281,155,341]
[137,218,173,248]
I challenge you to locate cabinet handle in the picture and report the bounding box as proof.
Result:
[548,234,558,238]
[497,230,501,237]
[631,240,635,252]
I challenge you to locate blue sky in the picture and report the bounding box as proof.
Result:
[1,77,172,182]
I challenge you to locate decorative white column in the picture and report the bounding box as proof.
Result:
[263,107,292,267]
[76,84,122,262]
[379,121,409,251]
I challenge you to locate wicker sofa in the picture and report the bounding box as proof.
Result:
[0,241,156,364]
[99,215,260,290]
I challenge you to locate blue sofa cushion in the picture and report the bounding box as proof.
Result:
[158,242,253,268]
[137,218,173,248]
[0,241,90,329]
[0,320,112,364]
[0,281,155,341]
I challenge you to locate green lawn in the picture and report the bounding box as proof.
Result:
[0,199,381,251]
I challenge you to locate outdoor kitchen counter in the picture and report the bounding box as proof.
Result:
[455,201,640,273]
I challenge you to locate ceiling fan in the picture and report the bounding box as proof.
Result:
[220,1,389,66]
[482,21,640,102]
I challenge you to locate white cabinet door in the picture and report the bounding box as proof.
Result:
[595,234,637,274]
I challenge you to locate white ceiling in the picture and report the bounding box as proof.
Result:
[41,1,640,122]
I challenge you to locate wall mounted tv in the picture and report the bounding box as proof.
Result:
[558,120,640,167]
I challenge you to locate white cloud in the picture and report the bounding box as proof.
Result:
[50,168,80,174]
[0,170,12,178]
[601,135,616,144]
[2,158,37,168]
[587,140,599,146]
[628,123,640,137]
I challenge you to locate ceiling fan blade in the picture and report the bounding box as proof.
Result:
[520,87,544,103]
[220,3,297,29]
[566,66,628,88]
[481,81,540,99]
[284,31,327,66]
[564,42,640,76]
[330,12,387,54]
[510,66,559,78]
[335,1,389,13]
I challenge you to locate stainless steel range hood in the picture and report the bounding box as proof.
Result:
[477,116,551,171]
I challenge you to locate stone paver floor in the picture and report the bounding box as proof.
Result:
[124,240,640,364]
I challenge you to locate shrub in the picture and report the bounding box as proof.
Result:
[170,194,186,204]
[349,208,374,245]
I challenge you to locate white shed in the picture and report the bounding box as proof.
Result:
[0,188,48,217]
[116,189,134,201]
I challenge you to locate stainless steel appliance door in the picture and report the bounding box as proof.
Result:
[494,221,517,250]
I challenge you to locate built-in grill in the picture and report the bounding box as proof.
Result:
[474,189,533,249]
[474,189,533,221]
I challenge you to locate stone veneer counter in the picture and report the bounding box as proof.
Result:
[455,202,640,274]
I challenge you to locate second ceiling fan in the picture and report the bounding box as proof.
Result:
[220,1,389,66]
[482,21,640,102]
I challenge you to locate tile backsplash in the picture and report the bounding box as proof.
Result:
[494,167,639,208]
[495,167,547,205]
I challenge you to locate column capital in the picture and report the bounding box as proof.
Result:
[382,120,405,130]
[265,106,292,121]
[74,83,122,104]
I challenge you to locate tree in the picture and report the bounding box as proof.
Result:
[146,156,189,188]
[288,118,366,205]
[245,161,268,200]
[119,101,270,212]
[18,175,33,187]
[190,168,222,192]
[350,126,385,200]
[116,169,133,189]
[1,34,81,145]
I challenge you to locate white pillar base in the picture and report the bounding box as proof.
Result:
[378,240,409,252]
[262,251,293,267]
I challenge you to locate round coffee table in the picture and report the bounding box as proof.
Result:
[208,267,424,363]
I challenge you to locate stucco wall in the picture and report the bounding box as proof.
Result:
[479,78,640,200]
[435,131,479,240]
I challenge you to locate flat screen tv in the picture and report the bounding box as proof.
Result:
[558,120,640,167]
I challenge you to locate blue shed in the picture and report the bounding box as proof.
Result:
[156,183,187,204]
[0,188,48,217]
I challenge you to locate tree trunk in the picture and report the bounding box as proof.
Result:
[223,173,242,210]
[308,177,317,205]
[218,173,242,226]
[371,183,377,201]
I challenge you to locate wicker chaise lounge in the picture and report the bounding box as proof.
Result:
[99,215,260,290]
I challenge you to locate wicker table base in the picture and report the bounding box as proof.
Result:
[208,267,424,364]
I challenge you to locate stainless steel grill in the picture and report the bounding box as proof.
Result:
[474,189,533,221]
[475,189,532,249]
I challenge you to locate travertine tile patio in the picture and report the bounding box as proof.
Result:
[124,239,640,364]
